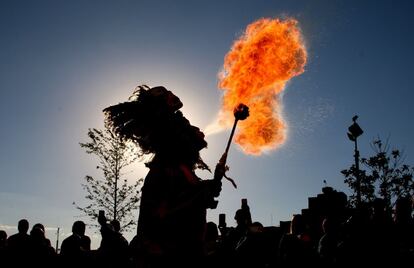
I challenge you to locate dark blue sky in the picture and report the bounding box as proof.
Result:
[1,0,413,248]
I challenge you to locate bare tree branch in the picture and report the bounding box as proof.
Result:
[76,126,143,232]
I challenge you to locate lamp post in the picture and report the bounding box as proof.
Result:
[347,115,364,208]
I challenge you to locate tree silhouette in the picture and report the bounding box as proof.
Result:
[75,127,143,232]
[342,137,414,212]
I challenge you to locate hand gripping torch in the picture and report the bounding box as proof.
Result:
[220,103,250,188]
[209,103,249,208]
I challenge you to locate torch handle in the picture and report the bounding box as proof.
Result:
[214,118,239,189]
[224,118,239,158]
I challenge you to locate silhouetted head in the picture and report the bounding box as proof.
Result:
[372,198,387,218]
[322,217,338,234]
[30,225,45,241]
[145,86,183,112]
[395,197,413,223]
[32,223,45,232]
[250,221,264,233]
[235,209,251,227]
[18,219,29,234]
[205,221,219,242]
[104,85,209,170]
[290,214,305,235]
[72,221,86,236]
[0,230,7,241]
[110,220,121,233]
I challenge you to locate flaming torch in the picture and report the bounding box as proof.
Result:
[217,103,249,189]
[213,17,308,155]
[208,17,307,206]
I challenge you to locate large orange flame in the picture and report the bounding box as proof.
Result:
[218,17,307,155]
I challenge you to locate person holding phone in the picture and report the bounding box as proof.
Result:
[97,210,129,267]
[104,85,225,267]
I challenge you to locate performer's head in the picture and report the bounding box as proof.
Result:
[104,85,208,169]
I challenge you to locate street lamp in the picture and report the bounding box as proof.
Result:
[347,115,363,208]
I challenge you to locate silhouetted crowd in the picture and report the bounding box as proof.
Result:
[1,191,414,268]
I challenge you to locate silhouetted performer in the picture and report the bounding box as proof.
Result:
[6,219,31,266]
[60,221,91,267]
[104,85,224,268]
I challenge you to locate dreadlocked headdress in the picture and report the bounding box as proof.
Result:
[103,85,210,171]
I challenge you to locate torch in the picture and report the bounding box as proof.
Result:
[217,103,250,188]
